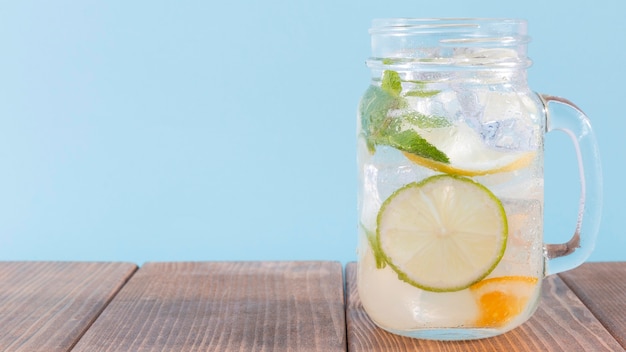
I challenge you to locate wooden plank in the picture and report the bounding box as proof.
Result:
[559,262,626,349]
[72,261,346,352]
[0,261,137,352]
[345,262,623,352]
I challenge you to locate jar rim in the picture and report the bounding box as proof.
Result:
[368,18,531,69]
[369,18,528,35]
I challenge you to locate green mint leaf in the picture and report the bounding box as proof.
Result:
[402,111,451,129]
[386,130,450,163]
[381,70,402,96]
[404,79,441,98]
[404,89,441,98]
[359,85,405,152]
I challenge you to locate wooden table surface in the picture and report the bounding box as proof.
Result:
[0,261,624,352]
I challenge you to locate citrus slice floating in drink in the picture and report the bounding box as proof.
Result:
[470,276,539,327]
[403,123,535,176]
[376,174,508,292]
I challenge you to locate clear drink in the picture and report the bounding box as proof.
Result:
[357,71,546,339]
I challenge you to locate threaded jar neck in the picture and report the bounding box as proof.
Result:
[368,18,532,72]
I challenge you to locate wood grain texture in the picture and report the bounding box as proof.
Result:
[345,262,624,352]
[71,261,346,352]
[0,261,137,352]
[559,262,626,349]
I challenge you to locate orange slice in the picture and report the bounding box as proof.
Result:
[470,276,539,327]
[402,124,536,176]
[403,150,535,177]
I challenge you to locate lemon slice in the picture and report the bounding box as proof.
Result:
[470,276,539,327]
[403,124,535,176]
[376,174,508,292]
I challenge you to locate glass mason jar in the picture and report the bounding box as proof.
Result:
[356,18,602,340]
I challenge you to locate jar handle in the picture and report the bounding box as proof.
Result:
[540,94,603,275]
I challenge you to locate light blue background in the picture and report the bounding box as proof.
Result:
[0,1,623,265]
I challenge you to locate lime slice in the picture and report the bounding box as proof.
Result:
[377,175,508,292]
[470,276,539,327]
[403,123,535,176]
[361,224,387,269]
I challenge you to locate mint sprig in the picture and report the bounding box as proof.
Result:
[359,70,450,163]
